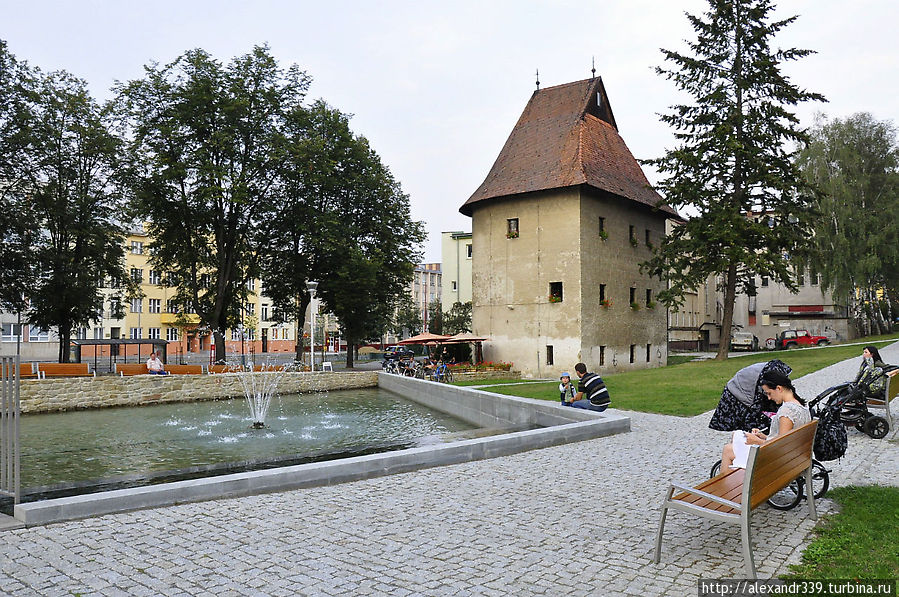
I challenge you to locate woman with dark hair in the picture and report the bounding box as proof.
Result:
[854,345,897,399]
[720,370,811,470]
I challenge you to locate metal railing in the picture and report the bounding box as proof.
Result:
[1,356,21,504]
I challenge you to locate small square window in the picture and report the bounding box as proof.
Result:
[506,218,519,239]
[549,282,563,303]
[761,277,769,287]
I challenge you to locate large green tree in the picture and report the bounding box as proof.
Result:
[116,46,310,360]
[24,70,127,361]
[798,113,899,335]
[259,101,425,367]
[0,40,39,313]
[643,0,824,359]
[443,301,472,335]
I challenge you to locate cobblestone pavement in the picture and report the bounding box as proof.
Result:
[2,345,897,596]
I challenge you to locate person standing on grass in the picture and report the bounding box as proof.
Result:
[571,362,610,412]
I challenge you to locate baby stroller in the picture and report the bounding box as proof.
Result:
[814,364,896,440]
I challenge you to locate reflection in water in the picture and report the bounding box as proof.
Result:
[19,388,477,490]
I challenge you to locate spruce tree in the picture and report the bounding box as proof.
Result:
[643,0,824,359]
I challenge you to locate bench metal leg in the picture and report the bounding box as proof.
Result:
[741,512,756,579]
[653,486,674,564]
[805,464,817,520]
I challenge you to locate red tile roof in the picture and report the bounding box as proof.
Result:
[460,77,677,218]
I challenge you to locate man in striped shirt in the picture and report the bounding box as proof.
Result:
[571,362,610,412]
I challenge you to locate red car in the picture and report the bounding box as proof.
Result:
[771,329,830,350]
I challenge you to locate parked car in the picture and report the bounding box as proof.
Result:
[730,331,759,352]
[382,345,414,360]
[769,329,830,350]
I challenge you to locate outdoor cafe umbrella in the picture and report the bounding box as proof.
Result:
[397,332,452,345]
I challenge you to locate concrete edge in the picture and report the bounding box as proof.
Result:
[13,376,630,527]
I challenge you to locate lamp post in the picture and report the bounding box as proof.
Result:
[306,281,318,371]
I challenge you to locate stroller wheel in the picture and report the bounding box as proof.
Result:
[767,478,804,510]
[863,416,889,439]
[854,420,867,432]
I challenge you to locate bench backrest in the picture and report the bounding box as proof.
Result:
[165,364,203,375]
[37,363,91,377]
[2,362,38,378]
[116,363,149,376]
[208,364,242,374]
[745,420,818,509]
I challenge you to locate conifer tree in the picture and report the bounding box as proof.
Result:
[643,0,824,359]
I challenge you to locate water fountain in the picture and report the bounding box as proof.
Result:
[232,363,296,428]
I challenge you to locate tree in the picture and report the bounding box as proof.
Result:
[443,301,472,335]
[798,113,899,335]
[390,294,423,338]
[259,101,425,367]
[427,301,443,335]
[23,70,127,361]
[116,46,310,361]
[0,40,39,313]
[643,0,824,359]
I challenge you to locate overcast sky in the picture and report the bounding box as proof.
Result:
[3,1,897,261]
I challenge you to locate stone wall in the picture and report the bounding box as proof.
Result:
[19,372,379,414]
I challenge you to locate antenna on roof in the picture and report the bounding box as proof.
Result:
[535,69,540,90]
[591,57,596,78]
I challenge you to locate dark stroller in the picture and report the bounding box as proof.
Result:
[812,364,897,440]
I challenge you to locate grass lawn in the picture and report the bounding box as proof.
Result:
[468,336,899,416]
[451,378,545,387]
[782,485,899,583]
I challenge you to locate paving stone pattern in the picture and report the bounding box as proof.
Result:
[2,344,898,596]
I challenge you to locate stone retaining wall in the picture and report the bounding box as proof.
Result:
[19,372,379,414]
[451,371,519,382]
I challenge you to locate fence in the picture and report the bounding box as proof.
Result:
[1,356,21,504]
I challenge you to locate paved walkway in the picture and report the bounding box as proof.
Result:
[2,344,897,596]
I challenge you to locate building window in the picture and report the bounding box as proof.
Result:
[645,289,653,307]
[599,345,606,367]
[796,267,805,286]
[645,229,652,246]
[261,305,269,321]
[599,217,607,239]
[247,279,256,291]
[131,241,143,254]
[166,327,179,341]
[148,299,161,314]
[245,303,255,316]
[810,269,819,286]
[148,327,160,340]
[28,327,49,342]
[599,284,606,302]
[129,327,141,339]
[1,323,22,342]
[546,345,554,366]
[630,344,636,364]
[167,300,179,314]
[549,282,563,303]
[506,218,519,239]
[466,244,472,258]
[247,328,256,341]
[646,343,651,363]
[149,270,160,285]
[452,280,458,292]
[761,276,769,287]
[93,327,104,340]
[130,268,143,283]
[231,329,241,341]
[130,298,142,313]
[629,225,636,245]
[629,287,636,304]
[166,272,177,287]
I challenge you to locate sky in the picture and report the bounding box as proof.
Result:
[3,0,897,262]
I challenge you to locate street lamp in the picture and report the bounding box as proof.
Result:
[306,281,318,371]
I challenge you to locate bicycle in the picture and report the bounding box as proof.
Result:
[709,458,830,510]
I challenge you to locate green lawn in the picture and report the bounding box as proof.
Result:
[467,336,899,416]
[783,485,899,583]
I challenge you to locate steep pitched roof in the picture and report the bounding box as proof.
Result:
[460,77,677,218]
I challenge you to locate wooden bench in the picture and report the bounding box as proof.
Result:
[115,363,149,376]
[164,364,203,375]
[2,362,39,379]
[37,362,95,378]
[653,420,818,578]
[208,364,242,374]
[866,374,894,431]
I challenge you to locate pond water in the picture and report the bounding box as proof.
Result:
[17,387,479,496]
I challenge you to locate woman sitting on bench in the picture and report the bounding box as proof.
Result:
[720,370,810,470]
